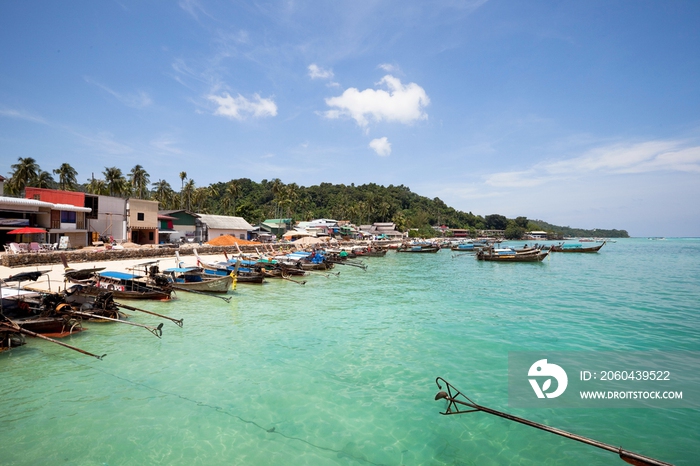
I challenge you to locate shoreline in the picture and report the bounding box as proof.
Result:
[0,248,235,295]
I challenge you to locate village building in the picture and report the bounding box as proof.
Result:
[22,187,93,249]
[196,214,254,242]
[158,210,199,243]
[358,222,404,240]
[126,198,159,245]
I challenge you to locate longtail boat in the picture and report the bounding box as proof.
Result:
[66,270,172,300]
[193,250,265,284]
[396,242,440,253]
[163,267,234,293]
[476,247,549,262]
[550,241,605,253]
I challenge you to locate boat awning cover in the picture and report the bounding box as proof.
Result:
[99,271,143,280]
[164,267,198,273]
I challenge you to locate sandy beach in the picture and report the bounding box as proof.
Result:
[0,250,228,294]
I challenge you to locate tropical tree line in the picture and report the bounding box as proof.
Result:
[4,157,629,238]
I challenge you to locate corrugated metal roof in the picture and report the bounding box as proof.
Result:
[0,196,53,208]
[198,214,253,230]
[53,203,91,212]
[0,197,91,212]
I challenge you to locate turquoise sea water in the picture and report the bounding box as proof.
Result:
[1,238,699,465]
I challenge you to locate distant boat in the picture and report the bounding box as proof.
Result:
[397,242,440,253]
[451,241,478,252]
[550,241,605,253]
[476,247,549,262]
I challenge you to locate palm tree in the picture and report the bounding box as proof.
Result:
[182,179,196,211]
[193,187,208,213]
[86,177,108,195]
[129,165,150,199]
[151,179,174,207]
[35,171,55,188]
[270,178,285,218]
[392,212,408,232]
[378,201,391,222]
[9,157,39,194]
[53,163,78,191]
[284,183,299,218]
[224,181,240,215]
[179,171,187,209]
[103,167,127,197]
[348,203,361,225]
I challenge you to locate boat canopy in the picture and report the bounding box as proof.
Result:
[99,271,144,280]
[164,267,199,273]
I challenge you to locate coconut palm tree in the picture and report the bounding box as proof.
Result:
[270,178,285,218]
[284,183,299,218]
[53,163,78,191]
[179,171,187,208]
[8,157,39,195]
[35,170,55,188]
[86,177,108,195]
[128,165,150,199]
[182,179,196,211]
[103,167,127,197]
[224,181,240,215]
[151,179,174,208]
[193,187,208,213]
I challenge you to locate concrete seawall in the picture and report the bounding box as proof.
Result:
[0,244,297,268]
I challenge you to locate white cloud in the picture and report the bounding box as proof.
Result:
[150,135,183,155]
[208,92,277,120]
[369,137,392,156]
[485,139,700,188]
[0,108,47,124]
[324,75,429,127]
[179,0,210,21]
[378,63,397,73]
[308,64,334,80]
[84,77,152,108]
[79,131,133,155]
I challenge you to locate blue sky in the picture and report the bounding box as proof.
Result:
[1,1,699,237]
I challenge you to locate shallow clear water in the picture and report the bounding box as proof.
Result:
[1,238,699,465]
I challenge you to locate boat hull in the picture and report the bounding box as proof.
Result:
[476,250,549,262]
[550,242,605,253]
[70,284,171,300]
[172,275,233,293]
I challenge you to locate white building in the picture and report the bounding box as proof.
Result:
[196,214,254,241]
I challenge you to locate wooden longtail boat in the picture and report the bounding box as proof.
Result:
[550,241,605,253]
[476,247,549,262]
[66,271,172,300]
[396,243,440,253]
[450,243,478,252]
[163,267,233,293]
[193,249,266,283]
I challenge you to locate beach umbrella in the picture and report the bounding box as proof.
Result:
[282,229,311,238]
[7,227,46,235]
[293,236,322,245]
[6,226,47,244]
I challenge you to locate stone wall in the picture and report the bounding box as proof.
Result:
[0,244,296,268]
